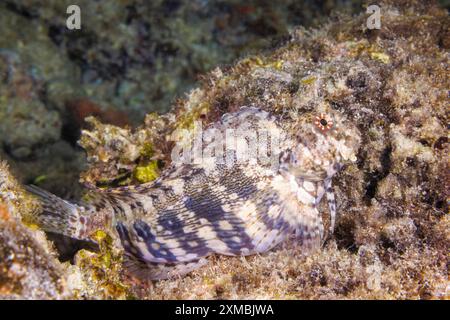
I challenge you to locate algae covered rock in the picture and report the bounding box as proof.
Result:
[0,162,69,299]
[0,162,133,299]
[79,0,448,299]
[78,114,169,187]
[3,0,363,122]
[0,99,61,159]
[0,0,366,199]
[0,22,84,195]
[0,53,62,159]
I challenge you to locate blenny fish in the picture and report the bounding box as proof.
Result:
[26,106,361,280]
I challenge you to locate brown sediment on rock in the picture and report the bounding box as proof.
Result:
[62,98,131,147]
[1,0,449,299]
[65,98,130,130]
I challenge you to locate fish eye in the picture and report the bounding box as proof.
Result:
[315,113,333,132]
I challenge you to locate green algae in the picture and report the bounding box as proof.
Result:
[133,161,160,183]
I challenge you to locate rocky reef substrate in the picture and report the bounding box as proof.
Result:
[0,0,448,299]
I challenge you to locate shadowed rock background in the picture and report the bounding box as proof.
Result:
[0,0,448,299]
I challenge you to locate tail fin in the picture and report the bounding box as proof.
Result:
[25,185,92,240]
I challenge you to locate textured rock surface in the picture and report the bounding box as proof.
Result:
[0,162,131,300]
[0,0,448,299]
[77,0,450,299]
[2,0,359,122]
[0,162,69,299]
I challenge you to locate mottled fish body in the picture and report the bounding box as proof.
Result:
[26,106,360,280]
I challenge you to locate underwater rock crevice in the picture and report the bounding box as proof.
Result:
[364,145,392,203]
